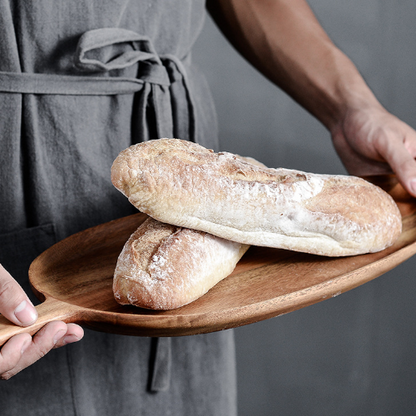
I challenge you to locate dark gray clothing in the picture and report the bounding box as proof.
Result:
[0,1,237,414]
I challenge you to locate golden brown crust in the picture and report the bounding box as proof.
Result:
[111,138,402,256]
[113,217,249,310]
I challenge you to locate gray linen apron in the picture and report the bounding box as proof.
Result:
[0,1,237,415]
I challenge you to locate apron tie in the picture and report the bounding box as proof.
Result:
[0,27,197,142]
[148,337,172,392]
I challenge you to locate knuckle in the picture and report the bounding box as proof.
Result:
[31,333,55,360]
[0,358,19,380]
[401,158,416,175]
[0,370,14,380]
[0,278,15,299]
[0,274,26,317]
[373,131,390,151]
[36,346,48,359]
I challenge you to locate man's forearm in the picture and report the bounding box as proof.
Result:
[207,0,381,130]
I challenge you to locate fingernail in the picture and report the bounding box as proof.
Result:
[61,334,82,346]
[410,179,416,195]
[21,338,32,354]
[53,329,67,345]
[14,300,38,326]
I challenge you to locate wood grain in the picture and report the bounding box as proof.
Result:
[0,174,415,345]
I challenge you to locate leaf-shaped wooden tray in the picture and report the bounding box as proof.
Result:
[0,175,415,345]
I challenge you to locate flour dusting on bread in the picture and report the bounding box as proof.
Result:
[111,138,402,257]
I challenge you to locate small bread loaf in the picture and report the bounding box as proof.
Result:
[111,138,402,257]
[113,217,249,310]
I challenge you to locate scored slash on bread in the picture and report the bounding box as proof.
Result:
[113,217,249,310]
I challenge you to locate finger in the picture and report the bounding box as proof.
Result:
[375,133,416,197]
[331,127,392,176]
[0,264,38,327]
[0,333,32,380]
[53,323,84,349]
[389,147,416,196]
[1,321,68,379]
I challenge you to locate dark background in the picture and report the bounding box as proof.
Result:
[193,2,416,415]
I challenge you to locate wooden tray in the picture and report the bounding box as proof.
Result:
[0,175,415,345]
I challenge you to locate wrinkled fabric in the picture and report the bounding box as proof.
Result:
[0,1,236,415]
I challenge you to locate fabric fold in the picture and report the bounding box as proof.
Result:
[0,27,197,142]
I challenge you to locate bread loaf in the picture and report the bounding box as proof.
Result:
[113,153,264,310]
[111,138,402,257]
[113,217,249,310]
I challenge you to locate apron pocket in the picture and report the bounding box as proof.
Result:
[0,223,57,304]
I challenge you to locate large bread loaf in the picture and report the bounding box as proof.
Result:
[111,138,402,257]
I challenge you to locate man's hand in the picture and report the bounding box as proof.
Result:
[331,104,416,196]
[0,264,84,380]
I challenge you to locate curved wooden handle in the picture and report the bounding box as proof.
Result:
[0,298,79,347]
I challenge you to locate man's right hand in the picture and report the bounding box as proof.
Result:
[0,264,84,380]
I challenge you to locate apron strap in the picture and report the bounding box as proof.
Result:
[0,27,197,142]
[0,71,163,95]
[162,54,197,144]
[148,337,172,392]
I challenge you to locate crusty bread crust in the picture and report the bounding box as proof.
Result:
[113,217,249,310]
[111,138,402,257]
